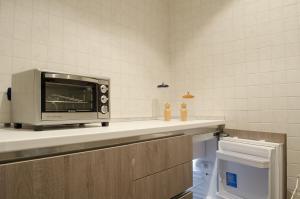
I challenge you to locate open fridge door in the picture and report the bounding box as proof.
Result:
[190,135,283,199]
[217,137,284,199]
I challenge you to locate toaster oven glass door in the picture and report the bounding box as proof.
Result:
[41,74,98,113]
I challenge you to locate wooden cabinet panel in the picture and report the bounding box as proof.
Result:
[0,135,193,199]
[134,135,192,179]
[134,162,193,199]
[0,145,134,199]
[0,157,65,199]
[65,145,134,199]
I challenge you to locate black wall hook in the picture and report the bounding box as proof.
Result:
[157,82,169,88]
[7,87,11,101]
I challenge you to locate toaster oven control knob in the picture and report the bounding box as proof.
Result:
[101,95,108,103]
[100,85,108,93]
[101,105,108,114]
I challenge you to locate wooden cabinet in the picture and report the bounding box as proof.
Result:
[0,157,65,199]
[0,145,135,199]
[133,135,192,179]
[134,162,192,199]
[133,135,193,199]
[0,135,193,199]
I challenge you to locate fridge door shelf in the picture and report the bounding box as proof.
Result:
[216,151,270,169]
[191,136,283,199]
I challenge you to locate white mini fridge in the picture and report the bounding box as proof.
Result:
[190,134,284,199]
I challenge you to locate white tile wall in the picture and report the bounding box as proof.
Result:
[0,0,171,121]
[1,0,300,196]
[169,0,300,196]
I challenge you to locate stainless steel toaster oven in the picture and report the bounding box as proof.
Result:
[11,69,110,130]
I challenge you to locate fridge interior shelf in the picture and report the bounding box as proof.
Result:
[216,150,270,169]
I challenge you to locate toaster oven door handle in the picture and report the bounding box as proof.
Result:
[44,73,99,83]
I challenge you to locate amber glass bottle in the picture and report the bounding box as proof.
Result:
[164,103,171,121]
[180,103,187,121]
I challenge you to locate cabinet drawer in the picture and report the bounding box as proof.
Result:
[134,162,192,199]
[134,135,192,179]
[0,145,135,199]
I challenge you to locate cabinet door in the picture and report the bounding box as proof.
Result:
[0,145,135,199]
[0,156,65,199]
[134,135,192,179]
[134,162,193,199]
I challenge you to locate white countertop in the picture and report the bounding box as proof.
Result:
[0,119,224,153]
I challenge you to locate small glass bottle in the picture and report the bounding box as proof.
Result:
[164,103,171,121]
[180,103,188,121]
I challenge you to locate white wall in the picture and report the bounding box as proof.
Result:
[0,0,171,122]
[169,0,300,196]
[1,0,300,196]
